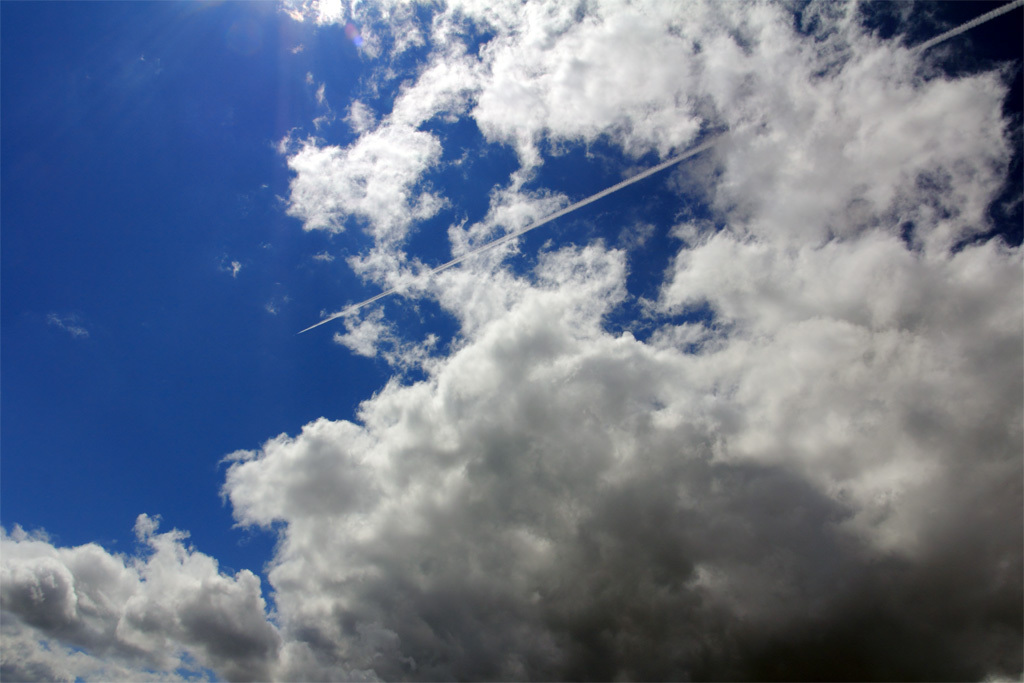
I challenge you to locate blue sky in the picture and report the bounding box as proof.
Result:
[3,1,376,569]
[2,1,1022,680]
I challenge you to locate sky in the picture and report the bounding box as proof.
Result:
[1,0,1022,680]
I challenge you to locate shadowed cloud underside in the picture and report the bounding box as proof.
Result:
[1,1,1021,681]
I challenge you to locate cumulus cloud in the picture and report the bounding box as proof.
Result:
[221,239,1021,680]
[10,0,1023,680]
[468,1,706,165]
[1,517,279,682]
[266,1,1020,677]
[284,125,444,242]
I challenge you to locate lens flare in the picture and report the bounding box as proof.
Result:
[345,22,364,48]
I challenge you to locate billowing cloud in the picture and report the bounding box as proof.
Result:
[284,125,444,243]
[220,234,1021,680]
[263,1,1024,676]
[1,517,279,682]
[467,1,706,165]
[7,0,1022,680]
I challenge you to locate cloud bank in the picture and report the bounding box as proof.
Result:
[4,0,1021,680]
[2,517,279,682]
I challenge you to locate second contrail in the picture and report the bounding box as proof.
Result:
[299,133,725,334]
[911,0,1022,53]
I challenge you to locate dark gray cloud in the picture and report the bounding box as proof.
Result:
[223,242,1020,681]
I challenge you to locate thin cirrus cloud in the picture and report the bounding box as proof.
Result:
[2,1,1021,681]
[46,313,89,339]
[219,257,243,278]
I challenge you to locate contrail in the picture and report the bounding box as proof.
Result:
[300,1,1023,335]
[299,133,725,334]
[912,0,1022,54]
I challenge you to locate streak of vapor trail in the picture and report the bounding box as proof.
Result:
[298,134,725,334]
[912,0,1023,53]
[300,1,1021,336]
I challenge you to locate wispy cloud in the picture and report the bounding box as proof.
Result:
[279,0,343,25]
[265,295,290,315]
[47,312,89,338]
[219,258,242,278]
[345,100,376,134]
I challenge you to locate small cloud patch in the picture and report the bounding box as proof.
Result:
[47,313,89,339]
[219,258,243,278]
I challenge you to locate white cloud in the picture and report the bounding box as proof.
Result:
[469,1,704,165]
[263,1,1023,677]
[280,0,344,26]
[617,221,655,251]
[309,78,337,130]
[388,52,481,128]
[219,258,242,278]
[345,100,376,135]
[333,308,441,372]
[0,518,279,682]
[692,18,1010,252]
[12,0,1023,679]
[265,295,290,316]
[284,126,443,243]
[220,238,1020,679]
[47,313,89,339]
[332,309,389,358]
